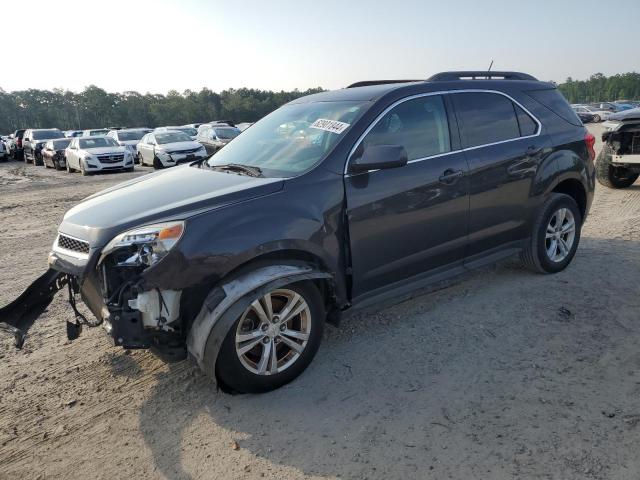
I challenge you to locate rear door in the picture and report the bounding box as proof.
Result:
[345,94,470,299]
[450,91,552,261]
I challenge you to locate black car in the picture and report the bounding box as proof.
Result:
[2,71,595,394]
[8,129,26,159]
[42,138,72,170]
[575,111,594,124]
[23,128,66,165]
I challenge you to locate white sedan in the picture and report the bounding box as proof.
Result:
[65,136,134,175]
[137,131,208,169]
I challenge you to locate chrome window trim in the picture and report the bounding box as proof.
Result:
[53,232,90,260]
[344,89,542,175]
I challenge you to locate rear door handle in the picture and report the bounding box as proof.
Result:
[439,169,464,184]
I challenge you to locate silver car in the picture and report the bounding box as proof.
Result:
[106,128,151,159]
[65,136,134,175]
[81,128,110,137]
[137,131,207,169]
[572,105,611,123]
[154,126,198,140]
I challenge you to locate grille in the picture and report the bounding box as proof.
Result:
[97,154,125,164]
[168,147,200,155]
[57,234,90,254]
[631,133,640,155]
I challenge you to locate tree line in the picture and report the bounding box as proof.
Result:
[2,72,639,134]
[0,86,324,134]
[557,72,640,104]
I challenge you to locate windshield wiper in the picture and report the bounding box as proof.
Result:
[210,163,263,177]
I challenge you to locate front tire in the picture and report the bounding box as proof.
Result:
[593,114,601,123]
[153,155,163,170]
[521,193,582,274]
[595,145,639,189]
[214,281,325,393]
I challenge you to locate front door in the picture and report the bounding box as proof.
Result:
[345,94,470,299]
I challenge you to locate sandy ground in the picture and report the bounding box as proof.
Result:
[1,124,640,480]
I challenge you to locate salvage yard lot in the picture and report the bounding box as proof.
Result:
[2,124,640,480]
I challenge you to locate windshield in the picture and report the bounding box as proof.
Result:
[33,130,64,140]
[206,101,369,177]
[156,132,191,144]
[89,129,109,136]
[170,127,197,136]
[214,127,240,139]
[53,139,71,149]
[79,137,119,149]
[118,130,146,141]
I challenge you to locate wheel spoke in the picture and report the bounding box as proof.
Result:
[277,293,301,323]
[262,293,273,321]
[561,220,575,234]
[269,339,278,374]
[237,337,263,355]
[256,340,272,374]
[236,329,264,343]
[547,221,556,234]
[251,299,270,323]
[279,335,304,353]
[281,328,309,341]
[280,301,307,325]
[547,239,558,260]
[558,238,569,256]
[557,208,566,227]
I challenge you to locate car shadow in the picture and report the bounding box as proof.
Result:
[137,236,640,479]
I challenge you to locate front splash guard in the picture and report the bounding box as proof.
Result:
[0,269,68,348]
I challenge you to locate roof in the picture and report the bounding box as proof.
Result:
[610,107,640,121]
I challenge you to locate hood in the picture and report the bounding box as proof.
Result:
[59,164,284,247]
[156,140,202,152]
[82,146,127,155]
[610,107,640,122]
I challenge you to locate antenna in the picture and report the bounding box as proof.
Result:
[487,60,494,79]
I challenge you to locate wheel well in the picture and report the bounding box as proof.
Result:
[552,179,587,218]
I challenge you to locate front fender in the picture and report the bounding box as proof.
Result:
[187,265,331,373]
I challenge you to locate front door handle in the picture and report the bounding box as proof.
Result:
[439,169,464,184]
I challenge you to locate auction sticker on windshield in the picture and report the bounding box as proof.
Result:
[310,118,350,134]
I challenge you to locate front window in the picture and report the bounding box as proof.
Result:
[214,127,240,140]
[206,100,369,177]
[33,130,64,140]
[155,132,191,144]
[53,139,71,149]
[89,129,109,136]
[79,137,119,149]
[118,130,146,141]
[170,127,197,136]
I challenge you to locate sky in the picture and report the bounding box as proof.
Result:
[1,0,638,94]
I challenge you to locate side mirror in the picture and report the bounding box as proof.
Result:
[349,144,408,173]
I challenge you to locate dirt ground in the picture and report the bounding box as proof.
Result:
[2,124,640,480]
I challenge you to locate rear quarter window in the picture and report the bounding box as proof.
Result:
[526,89,583,126]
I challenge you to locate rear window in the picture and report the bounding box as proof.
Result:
[526,89,582,126]
[79,137,118,148]
[53,139,71,149]
[452,92,520,148]
[118,130,146,141]
[88,129,109,136]
[33,130,64,140]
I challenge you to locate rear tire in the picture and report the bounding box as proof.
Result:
[521,193,582,274]
[213,281,325,394]
[593,114,601,123]
[595,145,639,189]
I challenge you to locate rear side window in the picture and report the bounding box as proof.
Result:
[362,95,451,161]
[526,88,582,126]
[452,93,521,148]
[515,104,538,136]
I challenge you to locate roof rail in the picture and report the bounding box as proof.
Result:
[346,80,422,88]
[428,71,538,81]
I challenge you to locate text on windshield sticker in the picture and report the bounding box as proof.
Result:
[309,119,351,134]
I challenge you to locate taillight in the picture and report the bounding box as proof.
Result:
[584,131,596,162]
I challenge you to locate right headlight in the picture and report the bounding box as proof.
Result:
[101,221,184,266]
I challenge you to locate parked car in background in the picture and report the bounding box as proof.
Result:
[65,136,134,175]
[154,126,198,140]
[574,111,594,124]
[42,138,72,170]
[8,129,26,159]
[596,107,640,188]
[196,123,241,154]
[137,131,207,169]
[107,128,149,159]
[572,105,611,123]
[23,128,66,165]
[183,123,204,130]
[65,130,83,138]
[82,128,110,137]
[236,122,253,132]
[0,139,6,161]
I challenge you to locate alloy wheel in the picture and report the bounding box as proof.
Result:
[235,289,312,376]
[545,207,576,262]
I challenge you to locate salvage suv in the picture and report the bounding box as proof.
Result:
[1,72,595,393]
[596,107,640,188]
